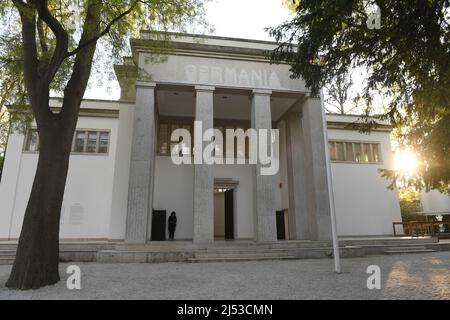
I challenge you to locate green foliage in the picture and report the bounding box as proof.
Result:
[0,0,210,159]
[0,0,210,103]
[269,0,450,193]
[397,187,424,222]
[281,0,300,12]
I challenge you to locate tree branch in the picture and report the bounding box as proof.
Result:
[32,0,69,85]
[12,1,39,101]
[60,0,102,127]
[37,18,49,53]
[65,0,140,58]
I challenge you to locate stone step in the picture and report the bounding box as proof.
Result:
[195,252,291,259]
[0,257,14,265]
[0,244,18,251]
[188,255,298,263]
[197,247,292,253]
[340,239,437,247]
[0,250,16,256]
[202,239,437,251]
[384,249,436,255]
[387,246,430,251]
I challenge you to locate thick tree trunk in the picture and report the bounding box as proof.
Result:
[6,118,73,290]
[7,0,103,290]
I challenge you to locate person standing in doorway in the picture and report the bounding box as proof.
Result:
[168,211,177,241]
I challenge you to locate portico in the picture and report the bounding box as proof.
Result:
[119,33,333,244]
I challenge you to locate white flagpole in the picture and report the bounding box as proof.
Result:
[320,88,341,274]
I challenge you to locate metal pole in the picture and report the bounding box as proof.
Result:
[320,89,341,274]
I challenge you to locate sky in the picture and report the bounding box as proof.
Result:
[205,0,292,41]
[84,0,293,100]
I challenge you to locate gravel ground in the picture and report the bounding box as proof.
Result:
[0,252,449,300]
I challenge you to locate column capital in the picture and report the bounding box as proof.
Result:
[252,89,272,97]
[195,85,215,93]
[136,80,156,89]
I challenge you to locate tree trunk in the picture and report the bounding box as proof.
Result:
[6,117,73,290]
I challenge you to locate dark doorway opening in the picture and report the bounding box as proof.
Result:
[276,210,286,240]
[224,189,234,240]
[214,187,235,240]
[151,210,166,241]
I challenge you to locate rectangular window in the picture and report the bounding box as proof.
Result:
[24,129,109,155]
[74,131,86,152]
[158,122,194,156]
[157,120,253,159]
[235,127,247,159]
[86,131,98,153]
[329,140,381,164]
[335,142,345,161]
[328,142,336,161]
[98,132,110,154]
[354,143,363,162]
[159,124,168,155]
[181,125,192,156]
[215,126,224,158]
[372,144,380,162]
[345,142,354,161]
[363,143,372,162]
[24,129,39,151]
[169,124,181,156]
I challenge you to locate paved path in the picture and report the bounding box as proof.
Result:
[1,252,449,299]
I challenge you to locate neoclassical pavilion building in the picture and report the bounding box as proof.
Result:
[0,32,402,243]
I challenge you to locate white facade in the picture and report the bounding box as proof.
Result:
[0,33,402,241]
[421,190,450,213]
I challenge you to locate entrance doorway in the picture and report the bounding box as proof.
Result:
[214,179,238,240]
[214,188,234,240]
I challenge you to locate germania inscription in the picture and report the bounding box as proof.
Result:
[185,64,281,88]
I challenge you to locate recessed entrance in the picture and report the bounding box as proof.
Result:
[214,179,238,240]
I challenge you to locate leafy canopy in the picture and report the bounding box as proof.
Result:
[269,0,450,194]
[0,0,209,119]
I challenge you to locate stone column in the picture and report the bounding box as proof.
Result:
[285,111,310,239]
[301,97,332,240]
[126,81,156,243]
[193,85,215,243]
[251,89,277,242]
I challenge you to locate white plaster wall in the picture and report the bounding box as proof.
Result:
[328,129,402,236]
[153,156,194,240]
[1,116,118,239]
[109,102,135,240]
[0,132,25,239]
[421,190,450,212]
[153,157,256,240]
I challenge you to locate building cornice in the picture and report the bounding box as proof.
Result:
[129,38,278,64]
[7,105,120,119]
